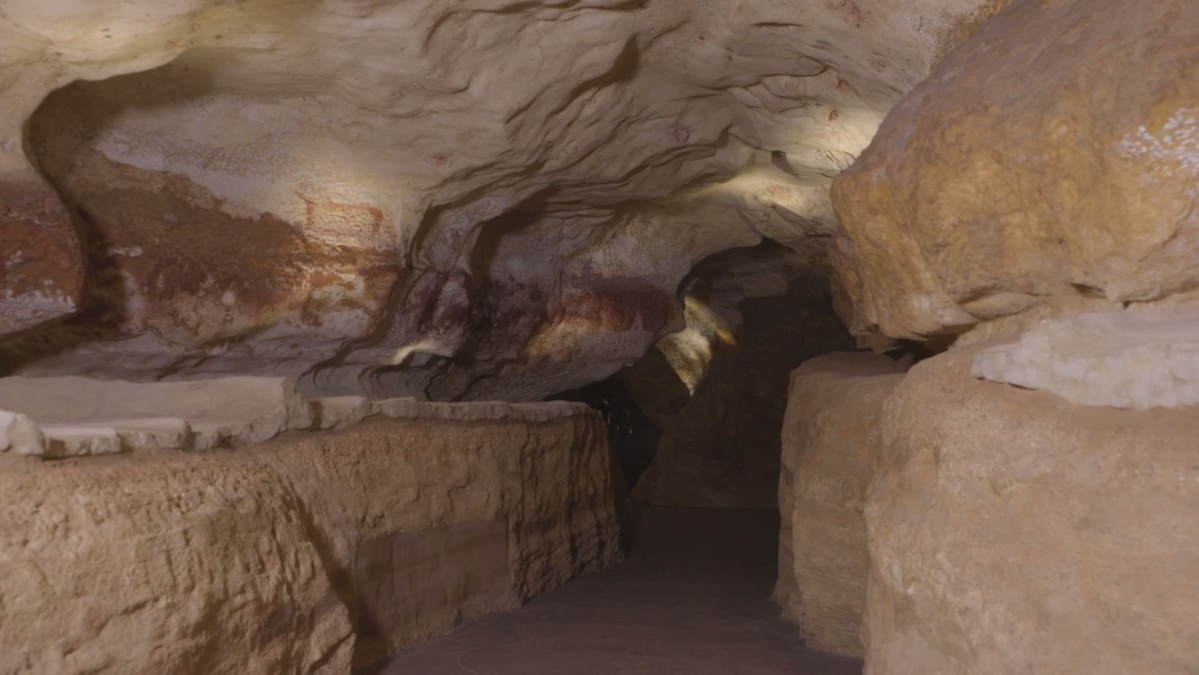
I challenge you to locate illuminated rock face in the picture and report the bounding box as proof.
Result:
[831,0,1199,344]
[0,0,1001,400]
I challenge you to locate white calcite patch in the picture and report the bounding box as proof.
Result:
[972,306,1199,409]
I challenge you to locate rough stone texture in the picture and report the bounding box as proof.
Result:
[0,451,354,675]
[0,375,313,454]
[0,0,1000,400]
[0,407,620,674]
[865,343,1199,675]
[632,247,856,508]
[830,0,1199,342]
[972,305,1199,409]
[775,352,908,658]
[261,415,621,668]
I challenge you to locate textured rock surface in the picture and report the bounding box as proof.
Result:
[262,415,621,668]
[831,0,1199,342]
[865,344,1199,675]
[775,352,908,658]
[0,0,1001,400]
[0,406,619,674]
[972,305,1199,409]
[632,248,856,508]
[0,451,354,675]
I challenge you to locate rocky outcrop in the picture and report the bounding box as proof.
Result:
[774,352,908,657]
[831,0,1199,343]
[865,344,1199,675]
[0,404,619,674]
[0,0,1001,400]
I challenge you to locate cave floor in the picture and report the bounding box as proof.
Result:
[379,506,864,675]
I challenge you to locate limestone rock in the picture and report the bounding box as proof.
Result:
[0,406,619,674]
[972,305,1199,409]
[261,412,620,668]
[0,0,1000,400]
[865,344,1199,675]
[0,452,355,675]
[0,410,42,455]
[775,352,908,658]
[831,0,1199,341]
[0,375,313,451]
[311,396,373,430]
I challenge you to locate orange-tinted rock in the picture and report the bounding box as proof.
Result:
[831,0,1199,341]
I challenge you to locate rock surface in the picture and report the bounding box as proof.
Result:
[865,343,1199,675]
[0,405,619,674]
[0,374,592,456]
[972,305,1199,409]
[831,0,1199,342]
[0,0,1002,400]
[775,352,908,658]
[0,451,354,675]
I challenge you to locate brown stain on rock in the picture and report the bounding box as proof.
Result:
[56,155,400,346]
[0,179,86,334]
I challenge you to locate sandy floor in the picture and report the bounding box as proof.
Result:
[379,506,864,675]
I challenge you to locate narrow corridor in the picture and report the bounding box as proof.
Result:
[381,507,864,674]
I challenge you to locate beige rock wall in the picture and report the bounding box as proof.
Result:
[775,352,908,658]
[0,405,620,674]
[865,344,1199,675]
[831,0,1199,342]
[0,0,1001,401]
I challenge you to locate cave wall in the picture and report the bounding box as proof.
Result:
[0,404,619,674]
[632,254,856,509]
[0,0,1004,402]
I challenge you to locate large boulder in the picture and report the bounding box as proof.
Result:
[831,0,1199,342]
[865,344,1199,675]
[775,352,908,657]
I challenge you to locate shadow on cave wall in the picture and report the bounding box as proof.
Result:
[550,238,859,509]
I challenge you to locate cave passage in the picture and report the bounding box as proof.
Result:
[6,0,1196,672]
[380,506,864,675]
